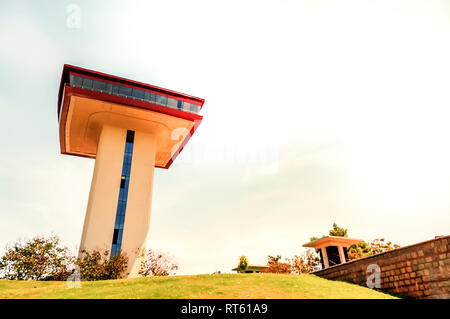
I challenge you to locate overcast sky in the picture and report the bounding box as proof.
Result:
[0,0,449,275]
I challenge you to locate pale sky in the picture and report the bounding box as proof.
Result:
[0,0,449,275]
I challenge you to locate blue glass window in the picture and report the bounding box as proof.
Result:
[105,83,113,94]
[70,75,83,87]
[182,101,190,111]
[112,84,121,95]
[119,86,132,97]
[144,91,156,103]
[82,78,93,89]
[132,88,145,100]
[67,75,200,114]
[93,80,106,91]
[156,95,168,106]
[111,130,135,257]
[167,98,177,108]
[190,103,200,113]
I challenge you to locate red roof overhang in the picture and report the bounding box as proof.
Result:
[58,64,205,117]
[58,64,204,169]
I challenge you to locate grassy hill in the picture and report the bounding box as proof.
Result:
[0,273,398,299]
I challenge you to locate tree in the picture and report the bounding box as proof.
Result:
[288,250,321,274]
[0,235,73,281]
[267,255,282,264]
[262,255,291,274]
[347,238,400,261]
[139,249,178,277]
[75,249,128,281]
[238,255,249,271]
[309,222,347,242]
[328,223,348,237]
[0,234,130,281]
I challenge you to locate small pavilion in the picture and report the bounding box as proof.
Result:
[232,265,268,273]
[303,236,363,269]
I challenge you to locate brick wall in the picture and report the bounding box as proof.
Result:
[312,235,449,299]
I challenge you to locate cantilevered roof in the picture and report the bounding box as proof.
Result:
[58,64,205,116]
[57,64,205,169]
[232,265,268,271]
[303,236,363,249]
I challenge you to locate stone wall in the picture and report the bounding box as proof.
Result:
[312,235,449,299]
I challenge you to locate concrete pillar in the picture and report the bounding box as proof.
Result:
[79,125,156,278]
[80,125,126,254]
[122,131,156,277]
[338,245,346,264]
[321,247,330,268]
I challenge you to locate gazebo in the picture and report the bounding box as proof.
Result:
[303,236,363,269]
[232,265,268,273]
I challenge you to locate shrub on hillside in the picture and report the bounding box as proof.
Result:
[310,222,348,242]
[238,255,249,271]
[348,238,400,261]
[262,255,291,274]
[261,252,321,274]
[328,223,348,237]
[139,249,178,277]
[75,249,128,281]
[0,235,74,281]
[288,250,321,274]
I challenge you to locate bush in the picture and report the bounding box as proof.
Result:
[261,252,321,274]
[75,249,128,281]
[262,261,291,274]
[139,249,178,277]
[328,223,348,237]
[262,255,291,274]
[288,250,321,274]
[310,222,348,242]
[238,255,249,271]
[347,238,400,261]
[0,235,129,281]
[0,235,74,281]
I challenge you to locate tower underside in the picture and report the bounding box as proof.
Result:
[61,95,197,168]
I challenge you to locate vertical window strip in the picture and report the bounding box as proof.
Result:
[111,130,135,257]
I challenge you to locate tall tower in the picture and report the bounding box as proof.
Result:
[57,65,204,277]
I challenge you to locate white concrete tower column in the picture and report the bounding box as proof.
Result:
[79,125,157,278]
[121,131,156,277]
[79,125,127,253]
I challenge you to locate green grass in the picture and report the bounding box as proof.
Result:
[0,273,398,299]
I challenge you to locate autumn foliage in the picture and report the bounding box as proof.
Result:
[262,260,291,274]
[0,235,128,281]
[75,249,128,281]
[139,249,178,277]
[288,251,321,274]
[238,255,249,271]
[261,252,321,274]
[347,238,400,261]
[0,235,73,281]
